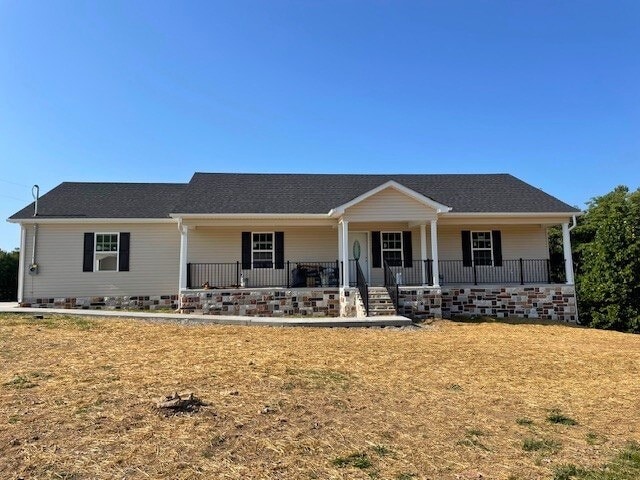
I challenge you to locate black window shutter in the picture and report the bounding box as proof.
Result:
[274,232,284,269]
[371,231,381,268]
[461,231,472,267]
[402,231,413,267]
[241,232,251,269]
[492,230,503,267]
[119,232,130,272]
[83,233,94,272]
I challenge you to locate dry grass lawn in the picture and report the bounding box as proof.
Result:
[1,313,639,479]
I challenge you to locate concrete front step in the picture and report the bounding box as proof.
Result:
[366,286,397,316]
[369,311,397,317]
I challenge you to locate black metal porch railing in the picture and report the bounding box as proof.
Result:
[385,259,561,286]
[355,260,369,316]
[438,258,564,285]
[187,260,341,289]
[383,260,399,311]
[187,258,565,289]
[386,260,434,286]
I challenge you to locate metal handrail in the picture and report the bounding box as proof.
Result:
[355,260,369,316]
[383,260,399,311]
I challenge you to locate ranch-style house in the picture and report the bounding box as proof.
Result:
[8,172,580,321]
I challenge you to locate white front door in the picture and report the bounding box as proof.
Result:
[349,232,369,283]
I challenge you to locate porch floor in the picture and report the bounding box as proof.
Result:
[0,303,412,328]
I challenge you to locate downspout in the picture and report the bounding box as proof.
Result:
[568,215,577,231]
[17,225,26,303]
[29,185,39,274]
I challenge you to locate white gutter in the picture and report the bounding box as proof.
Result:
[442,211,583,218]
[8,218,176,224]
[30,185,39,274]
[170,213,329,219]
[568,215,578,231]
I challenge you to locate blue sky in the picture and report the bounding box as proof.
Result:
[1,1,638,250]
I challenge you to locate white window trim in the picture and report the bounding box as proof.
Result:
[251,231,275,269]
[471,230,494,266]
[381,231,404,266]
[94,232,120,272]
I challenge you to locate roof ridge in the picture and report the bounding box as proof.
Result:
[59,181,187,186]
[192,172,512,177]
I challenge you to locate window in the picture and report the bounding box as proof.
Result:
[381,232,403,267]
[472,231,493,266]
[252,232,274,268]
[95,233,119,271]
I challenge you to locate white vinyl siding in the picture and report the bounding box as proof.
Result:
[343,188,437,222]
[437,224,549,260]
[21,223,179,298]
[18,221,552,296]
[188,226,338,264]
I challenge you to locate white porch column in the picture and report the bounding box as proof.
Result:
[562,222,575,285]
[178,224,189,291]
[340,219,349,287]
[420,224,427,285]
[430,219,440,287]
[337,221,343,276]
[17,225,26,303]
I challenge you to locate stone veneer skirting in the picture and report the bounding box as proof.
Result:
[396,284,577,322]
[339,288,367,318]
[397,287,443,319]
[179,288,342,317]
[20,295,179,310]
[19,285,577,323]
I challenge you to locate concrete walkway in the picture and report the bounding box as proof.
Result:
[0,302,412,327]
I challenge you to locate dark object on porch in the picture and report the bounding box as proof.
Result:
[291,264,339,288]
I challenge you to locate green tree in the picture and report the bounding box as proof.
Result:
[0,248,20,301]
[547,225,567,284]
[573,186,640,333]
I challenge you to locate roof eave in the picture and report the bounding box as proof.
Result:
[8,217,176,224]
[170,213,331,219]
[442,211,583,217]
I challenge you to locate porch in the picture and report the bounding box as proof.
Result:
[175,200,576,319]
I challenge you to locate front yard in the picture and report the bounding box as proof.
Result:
[0,314,639,479]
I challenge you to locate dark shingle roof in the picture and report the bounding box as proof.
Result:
[172,173,579,214]
[9,182,187,219]
[9,173,579,220]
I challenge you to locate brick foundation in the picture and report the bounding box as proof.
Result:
[20,295,179,310]
[19,285,578,323]
[339,288,366,317]
[179,288,341,317]
[440,285,577,322]
[397,287,442,319]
